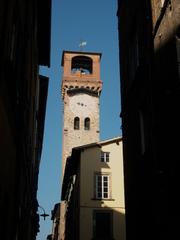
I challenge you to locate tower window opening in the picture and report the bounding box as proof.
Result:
[84,117,90,130]
[71,56,93,74]
[74,117,80,130]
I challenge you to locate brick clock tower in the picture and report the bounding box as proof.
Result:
[61,50,102,174]
[59,50,102,240]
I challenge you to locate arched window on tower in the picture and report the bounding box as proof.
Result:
[74,117,80,130]
[71,56,93,74]
[84,117,90,130]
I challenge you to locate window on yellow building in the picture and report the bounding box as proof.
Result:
[100,151,110,162]
[95,174,110,199]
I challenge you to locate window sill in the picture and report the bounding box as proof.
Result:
[91,198,115,201]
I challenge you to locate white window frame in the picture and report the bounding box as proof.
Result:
[95,174,110,199]
[100,151,110,162]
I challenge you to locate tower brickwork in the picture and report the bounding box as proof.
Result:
[61,51,102,174]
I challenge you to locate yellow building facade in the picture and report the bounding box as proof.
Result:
[62,137,126,240]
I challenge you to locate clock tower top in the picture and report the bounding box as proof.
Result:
[61,50,102,99]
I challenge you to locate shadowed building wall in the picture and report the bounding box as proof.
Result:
[0,1,51,239]
[117,0,180,239]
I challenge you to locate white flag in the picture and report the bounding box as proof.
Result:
[79,41,87,47]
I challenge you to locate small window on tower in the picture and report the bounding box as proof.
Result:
[74,117,80,130]
[84,117,90,130]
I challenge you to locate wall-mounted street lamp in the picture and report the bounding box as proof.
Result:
[38,205,49,220]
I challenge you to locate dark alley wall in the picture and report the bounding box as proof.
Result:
[0,1,51,239]
[117,0,180,239]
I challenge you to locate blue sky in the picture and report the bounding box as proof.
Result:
[37,0,121,239]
